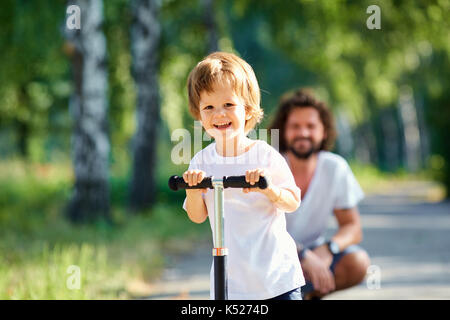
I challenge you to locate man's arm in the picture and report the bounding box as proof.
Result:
[330,207,363,251]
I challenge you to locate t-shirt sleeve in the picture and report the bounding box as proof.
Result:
[333,161,364,209]
[269,151,301,202]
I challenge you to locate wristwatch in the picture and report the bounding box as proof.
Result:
[327,240,340,255]
[296,242,308,260]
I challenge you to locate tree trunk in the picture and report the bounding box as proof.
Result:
[15,119,30,158]
[354,122,376,165]
[380,107,401,171]
[414,90,430,168]
[203,0,218,53]
[129,0,161,212]
[335,111,354,159]
[366,96,384,169]
[15,85,31,158]
[65,0,111,223]
[398,86,421,172]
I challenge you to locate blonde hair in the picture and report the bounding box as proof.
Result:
[187,52,263,133]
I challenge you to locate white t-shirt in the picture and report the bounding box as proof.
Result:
[182,140,305,300]
[284,151,364,248]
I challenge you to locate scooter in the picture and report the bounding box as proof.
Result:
[168,175,268,300]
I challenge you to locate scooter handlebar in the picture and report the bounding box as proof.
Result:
[168,175,268,191]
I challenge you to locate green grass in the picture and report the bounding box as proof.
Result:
[350,161,435,193]
[351,161,447,202]
[0,159,209,299]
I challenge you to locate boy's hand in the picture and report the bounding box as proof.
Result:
[183,169,207,195]
[244,168,300,212]
[243,168,285,203]
[243,168,273,194]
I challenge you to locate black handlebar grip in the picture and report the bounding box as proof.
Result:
[223,175,268,189]
[168,175,213,191]
[168,175,268,191]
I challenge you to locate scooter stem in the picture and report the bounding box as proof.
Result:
[212,177,228,300]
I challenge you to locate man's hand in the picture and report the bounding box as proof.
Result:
[301,247,335,295]
[313,244,333,266]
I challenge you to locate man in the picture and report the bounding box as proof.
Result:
[270,89,371,299]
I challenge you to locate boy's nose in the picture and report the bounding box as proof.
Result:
[213,107,227,116]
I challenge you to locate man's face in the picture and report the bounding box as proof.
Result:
[284,107,326,159]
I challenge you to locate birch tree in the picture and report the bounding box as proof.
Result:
[203,0,218,53]
[65,0,110,223]
[129,0,161,212]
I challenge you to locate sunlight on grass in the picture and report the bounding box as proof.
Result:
[350,161,446,201]
[0,159,208,299]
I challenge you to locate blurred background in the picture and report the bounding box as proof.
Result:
[0,0,448,299]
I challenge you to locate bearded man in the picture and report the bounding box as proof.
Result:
[270,89,371,300]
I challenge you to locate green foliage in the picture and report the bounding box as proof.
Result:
[1,0,448,186]
[0,0,71,158]
[223,0,450,192]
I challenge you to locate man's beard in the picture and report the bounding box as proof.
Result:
[287,137,321,159]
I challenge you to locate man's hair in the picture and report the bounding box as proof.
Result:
[187,51,263,133]
[269,88,336,153]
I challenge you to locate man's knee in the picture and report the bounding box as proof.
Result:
[351,250,371,281]
[335,250,371,286]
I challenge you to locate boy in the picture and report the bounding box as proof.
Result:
[182,52,305,299]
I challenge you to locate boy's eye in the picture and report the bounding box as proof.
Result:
[203,105,213,110]
[225,103,234,107]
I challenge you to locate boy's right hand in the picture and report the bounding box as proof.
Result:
[183,169,208,195]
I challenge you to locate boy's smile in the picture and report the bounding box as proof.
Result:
[213,121,232,130]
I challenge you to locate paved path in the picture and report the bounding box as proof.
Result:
[145,180,450,300]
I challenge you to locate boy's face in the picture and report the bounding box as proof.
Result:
[198,82,251,142]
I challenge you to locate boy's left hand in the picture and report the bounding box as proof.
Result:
[243,168,273,195]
